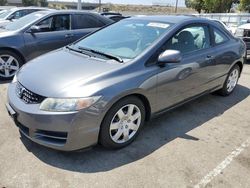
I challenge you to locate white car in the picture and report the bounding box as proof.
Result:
[210,19,234,33]
[235,23,250,59]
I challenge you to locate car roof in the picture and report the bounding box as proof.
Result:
[127,15,204,24]
[10,7,49,11]
[238,23,250,30]
[36,9,103,16]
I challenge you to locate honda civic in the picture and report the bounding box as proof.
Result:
[6,16,246,151]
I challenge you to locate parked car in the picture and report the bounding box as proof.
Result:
[100,12,122,16]
[100,12,128,22]
[6,16,245,151]
[0,7,49,27]
[104,14,129,22]
[0,6,16,14]
[0,10,113,80]
[210,19,234,33]
[235,23,250,59]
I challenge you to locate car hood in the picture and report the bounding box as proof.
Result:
[17,48,123,97]
[0,27,16,37]
[0,20,11,27]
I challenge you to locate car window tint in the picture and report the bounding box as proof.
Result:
[243,30,250,37]
[165,25,210,54]
[27,9,38,14]
[73,14,104,29]
[12,10,28,19]
[76,20,171,59]
[214,27,228,44]
[35,15,70,32]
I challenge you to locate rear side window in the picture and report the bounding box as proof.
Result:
[213,28,228,44]
[73,14,105,29]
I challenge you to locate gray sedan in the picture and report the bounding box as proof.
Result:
[6,16,246,151]
[0,10,112,80]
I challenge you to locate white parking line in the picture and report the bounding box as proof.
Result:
[194,138,250,188]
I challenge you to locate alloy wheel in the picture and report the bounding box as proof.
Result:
[226,68,239,93]
[0,55,19,78]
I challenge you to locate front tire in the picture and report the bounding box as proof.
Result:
[217,64,240,96]
[99,96,146,149]
[0,50,24,81]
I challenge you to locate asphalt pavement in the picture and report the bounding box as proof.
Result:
[0,64,250,188]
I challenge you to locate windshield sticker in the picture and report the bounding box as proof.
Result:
[34,13,43,17]
[147,22,170,29]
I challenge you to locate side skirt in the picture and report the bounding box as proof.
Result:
[150,85,222,119]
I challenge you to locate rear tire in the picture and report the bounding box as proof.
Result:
[99,96,145,149]
[0,50,24,81]
[217,64,240,96]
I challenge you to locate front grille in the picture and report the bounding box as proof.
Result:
[16,82,45,104]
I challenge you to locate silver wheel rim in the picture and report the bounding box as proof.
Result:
[0,55,19,78]
[227,68,239,93]
[109,104,141,144]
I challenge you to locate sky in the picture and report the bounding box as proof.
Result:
[64,0,186,7]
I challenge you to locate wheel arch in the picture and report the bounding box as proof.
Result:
[0,47,26,63]
[235,61,243,75]
[98,92,152,145]
[105,93,152,122]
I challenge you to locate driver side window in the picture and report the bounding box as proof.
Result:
[35,15,70,32]
[165,25,211,54]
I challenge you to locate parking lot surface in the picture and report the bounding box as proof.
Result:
[0,64,250,188]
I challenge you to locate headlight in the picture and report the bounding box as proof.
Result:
[40,96,101,112]
[12,74,17,83]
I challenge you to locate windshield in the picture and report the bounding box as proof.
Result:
[235,28,244,37]
[0,10,12,19]
[75,19,172,60]
[235,28,250,38]
[5,12,45,31]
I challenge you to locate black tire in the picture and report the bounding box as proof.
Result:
[217,64,240,96]
[99,96,146,149]
[0,50,24,81]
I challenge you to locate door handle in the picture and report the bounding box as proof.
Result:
[65,33,74,38]
[206,55,214,61]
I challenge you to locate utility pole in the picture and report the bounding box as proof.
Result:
[99,0,101,13]
[77,0,82,10]
[175,0,178,13]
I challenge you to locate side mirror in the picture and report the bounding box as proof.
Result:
[158,50,182,65]
[7,14,15,21]
[27,25,41,33]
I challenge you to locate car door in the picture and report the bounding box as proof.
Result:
[155,24,218,111]
[70,14,105,41]
[23,14,74,60]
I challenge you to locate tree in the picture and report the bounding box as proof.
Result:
[0,0,6,6]
[185,0,236,13]
[185,0,205,13]
[240,0,250,12]
[39,0,48,7]
[22,0,38,6]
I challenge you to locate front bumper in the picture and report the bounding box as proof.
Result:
[6,83,104,151]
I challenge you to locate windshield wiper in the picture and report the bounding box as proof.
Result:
[66,45,91,57]
[78,46,123,63]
